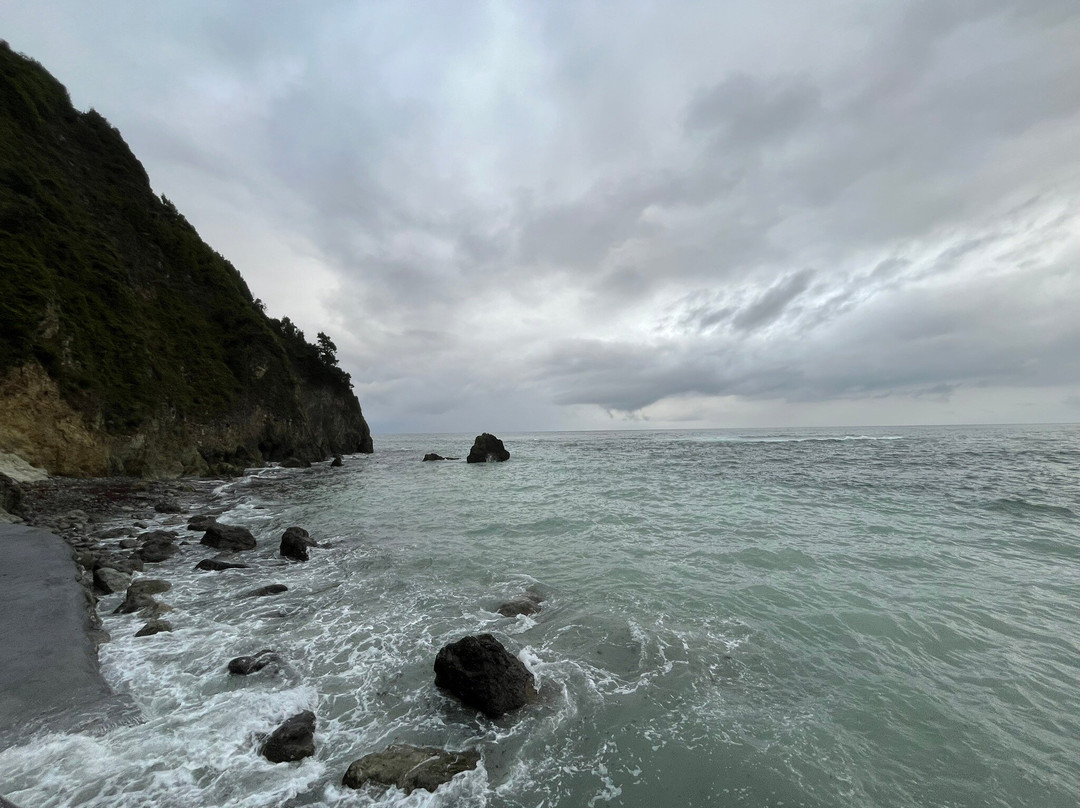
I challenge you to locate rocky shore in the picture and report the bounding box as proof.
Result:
[2,434,537,801]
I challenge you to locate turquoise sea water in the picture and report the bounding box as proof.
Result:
[1,424,1079,807]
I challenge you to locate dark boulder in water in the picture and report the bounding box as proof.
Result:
[195,557,248,571]
[434,633,536,718]
[342,744,481,793]
[227,649,283,675]
[243,583,288,598]
[261,711,315,763]
[134,530,179,562]
[466,434,510,463]
[187,514,219,532]
[135,619,172,637]
[92,566,130,595]
[497,590,544,618]
[330,454,343,467]
[113,579,171,614]
[200,523,256,552]
[423,453,446,461]
[280,526,316,561]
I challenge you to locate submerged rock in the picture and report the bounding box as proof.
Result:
[200,523,256,552]
[243,584,288,598]
[135,619,172,637]
[195,558,249,571]
[496,590,544,618]
[434,634,536,718]
[342,744,481,794]
[228,649,284,675]
[280,526,316,561]
[466,433,510,463]
[261,710,315,763]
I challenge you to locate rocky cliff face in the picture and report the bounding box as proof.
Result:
[0,42,372,477]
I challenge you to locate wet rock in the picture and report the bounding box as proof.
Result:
[423,453,446,461]
[135,530,179,562]
[118,538,138,549]
[128,579,172,598]
[260,711,315,763]
[243,584,288,598]
[154,498,182,514]
[331,454,343,467]
[93,553,144,574]
[135,620,172,637]
[195,558,249,571]
[281,457,311,469]
[187,514,219,532]
[280,526,316,561]
[434,634,536,718]
[466,433,510,463]
[200,523,256,552]
[94,525,137,540]
[92,567,131,595]
[342,745,481,794]
[497,591,544,618]
[227,649,283,675]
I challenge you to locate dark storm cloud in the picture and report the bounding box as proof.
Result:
[6,0,1080,428]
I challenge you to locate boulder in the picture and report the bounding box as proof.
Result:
[95,525,137,540]
[200,523,256,552]
[0,473,22,517]
[128,579,172,598]
[187,514,219,532]
[260,711,315,763]
[227,649,283,675]
[92,567,131,595]
[330,455,343,467]
[280,526,316,561]
[342,745,481,794]
[243,584,288,598]
[114,579,171,614]
[466,434,510,463]
[135,620,172,637]
[195,558,249,571]
[135,531,179,562]
[497,591,544,618]
[433,634,536,718]
[93,552,144,574]
[154,498,183,514]
[423,453,445,461]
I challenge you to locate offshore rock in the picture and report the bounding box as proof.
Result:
[434,634,536,718]
[466,434,510,464]
[200,523,256,552]
[330,454,343,467]
[497,590,544,618]
[280,526,316,561]
[261,711,315,763]
[423,453,446,461]
[227,649,283,676]
[342,744,481,794]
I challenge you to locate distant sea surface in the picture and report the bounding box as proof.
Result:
[2,424,1079,807]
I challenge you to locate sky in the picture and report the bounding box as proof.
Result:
[4,1,1080,434]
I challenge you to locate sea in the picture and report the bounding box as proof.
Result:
[1,424,1079,808]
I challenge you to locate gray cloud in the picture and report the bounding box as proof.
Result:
[5,0,1080,430]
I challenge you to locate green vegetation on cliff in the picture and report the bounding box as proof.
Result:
[0,42,371,474]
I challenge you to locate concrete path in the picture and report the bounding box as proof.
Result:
[0,525,136,752]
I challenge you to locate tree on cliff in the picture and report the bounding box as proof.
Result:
[316,332,339,367]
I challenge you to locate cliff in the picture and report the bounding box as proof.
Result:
[0,42,372,477]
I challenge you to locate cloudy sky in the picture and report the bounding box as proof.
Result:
[6,1,1080,434]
